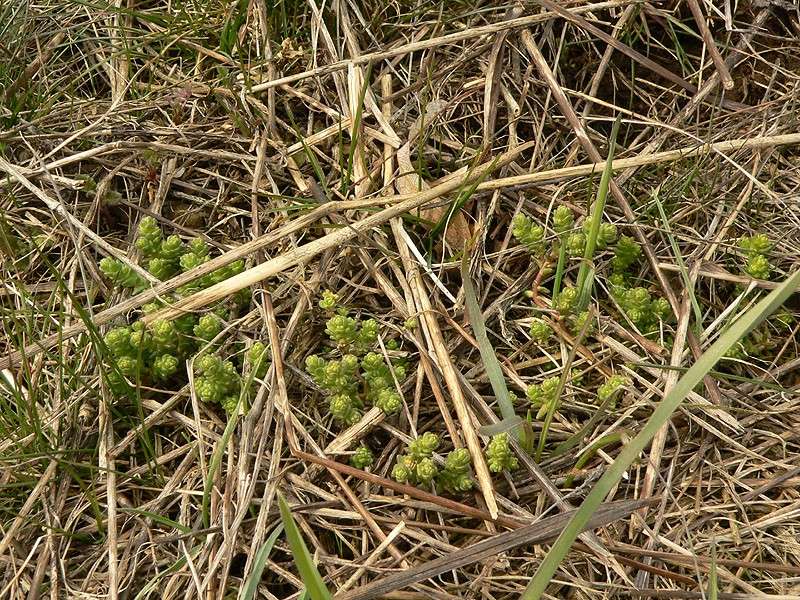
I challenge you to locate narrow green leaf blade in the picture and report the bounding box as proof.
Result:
[239,523,285,600]
[278,493,332,600]
[521,269,800,600]
[461,251,516,424]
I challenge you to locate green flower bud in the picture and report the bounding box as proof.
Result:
[439,449,474,493]
[147,257,175,280]
[150,319,178,353]
[116,355,140,377]
[565,232,586,257]
[596,222,617,248]
[443,447,471,472]
[512,213,547,256]
[358,319,379,349]
[391,462,411,484]
[744,254,770,280]
[738,234,771,257]
[220,395,239,415]
[526,375,560,420]
[159,235,184,260]
[375,389,402,415]
[194,314,222,341]
[186,238,210,258]
[651,297,671,321]
[136,217,163,258]
[325,314,358,346]
[329,394,361,425]
[100,257,146,289]
[409,432,439,460]
[247,341,269,378]
[179,250,207,272]
[305,355,327,381]
[613,235,641,272]
[104,327,133,358]
[554,287,577,315]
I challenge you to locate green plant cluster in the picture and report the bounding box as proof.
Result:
[512,213,547,256]
[485,433,518,473]
[738,234,771,280]
[99,217,246,294]
[526,375,560,420]
[350,445,374,469]
[194,342,270,414]
[513,207,664,335]
[564,218,618,258]
[609,275,670,332]
[597,373,629,408]
[612,235,642,273]
[529,319,551,344]
[306,291,406,426]
[100,218,267,414]
[391,433,474,492]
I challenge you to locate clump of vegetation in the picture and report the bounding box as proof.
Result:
[391,433,474,492]
[513,206,668,334]
[512,213,547,256]
[529,319,551,344]
[485,433,518,473]
[305,291,405,425]
[350,445,374,469]
[526,375,561,420]
[99,217,266,414]
[596,373,630,408]
[739,233,771,280]
[609,276,671,332]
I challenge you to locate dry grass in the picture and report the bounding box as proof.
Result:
[2,1,800,598]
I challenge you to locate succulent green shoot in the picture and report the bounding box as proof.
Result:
[529,319,551,344]
[596,373,630,408]
[485,433,518,473]
[612,235,641,273]
[438,448,474,493]
[512,213,547,257]
[350,445,374,469]
[100,257,147,289]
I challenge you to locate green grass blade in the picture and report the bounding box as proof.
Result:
[651,188,703,331]
[520,268,800,600]
[461,251,516,425]
[278,492,332,600]
[575,117,620,308]
[239,523,285,600]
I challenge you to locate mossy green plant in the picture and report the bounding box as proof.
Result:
[739,234,772,280]
[306,294,406,425]
[350,445,374,469]
[529,319,551,344]
[512,213,547,257]
[391,433,474,493]
[99,218,265,416]
[597,373,630,408]
[485,433,518,473]
[526,375,560,420]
